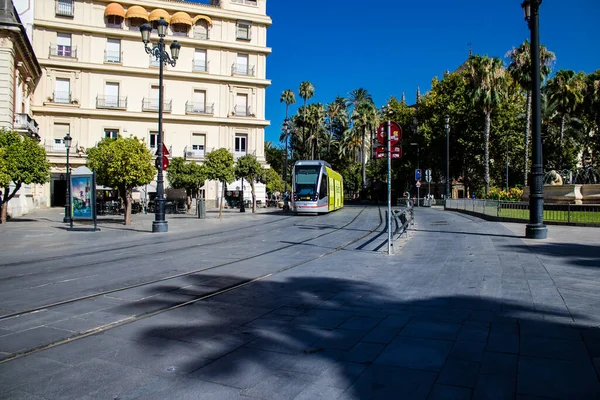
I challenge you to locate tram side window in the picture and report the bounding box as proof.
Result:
[319,174,328,199]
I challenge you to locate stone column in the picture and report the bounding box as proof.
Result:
[0,36,15,129]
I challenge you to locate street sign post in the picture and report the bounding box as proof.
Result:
[425,169,431,197]
[377,122,401,146]
[415,169,421,181]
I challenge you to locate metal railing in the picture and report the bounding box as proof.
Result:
[192,60,209,72]
[104,50,122,63]
[96,95,127,109]
[43,140,79,153]
[52,91,71,104]
[234,105,252,117]
[49,44,77,58]
[13,113,39,136]
[193,31,209,40]
[185,102,214,115]
[445,199,600,225]
[56,0,74,17]
[142,98,172,112]
[184,146,206,159]
[391,204,414,239]
[232,0,257,5]
[231,63,255,76]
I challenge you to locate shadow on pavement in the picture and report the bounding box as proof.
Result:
[112,273,600,399]
[507,242,600,268]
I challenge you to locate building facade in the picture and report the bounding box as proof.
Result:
[1,0,44,217]
[28,0,271,208]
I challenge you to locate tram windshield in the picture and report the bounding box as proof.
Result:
[294,165,320,199]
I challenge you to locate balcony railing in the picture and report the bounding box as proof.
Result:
[56,0,74,17]
[232,0,257,5]
[234,105,252,117]
[184,146,206,159]
[13,113,39,137]
[231,63,255,76]
[49,44,77,58]
[44,140,79,153]
[52,91,71,104]
[142,98,172,112]
[193,31,209,40]
[104,50,122,63]
[185,102,214,115]
[193,60,209,72]
[96,95,127,109]
[234,151,247,159]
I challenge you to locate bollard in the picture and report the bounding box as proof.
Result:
[197,199,206,219]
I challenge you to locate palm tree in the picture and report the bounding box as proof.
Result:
[305,103,326,160]
[280,89,296,188]
[464,55,506,195]
[546,70,586,169]
[506,40,555,185]
[326,97,347,155]
[298,81,315,159]
[347,88,373,110]
[352,101,378,190]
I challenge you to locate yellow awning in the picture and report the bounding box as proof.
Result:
[125,5,148,21]
[170,11,192,26]
[192,15,213,25]
[149,9,171,24]
[104,3,125,18]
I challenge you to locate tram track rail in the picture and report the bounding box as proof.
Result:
[0,205,383,364]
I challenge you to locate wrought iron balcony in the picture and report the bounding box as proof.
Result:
[192,60,209,72]
[96,95,127,109]
[104,50,122,63]
[231,63,255,77]
[52,91,71,104]
[234,105,252,117]
[185,102,214,115]
[184,145,207,159]
[43,140,79,153]
[56,0,74,17]
[49,44,77,58]
[13,113,39,137]
[142,98,172,112]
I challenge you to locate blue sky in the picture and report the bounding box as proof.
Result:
[261,0,599,144]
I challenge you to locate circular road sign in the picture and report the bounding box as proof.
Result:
[377,122,402,146]
[155,156,169,171]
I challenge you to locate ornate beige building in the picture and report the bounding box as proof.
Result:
[27,0,271,208]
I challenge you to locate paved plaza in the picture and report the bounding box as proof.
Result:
[0,205,599,399]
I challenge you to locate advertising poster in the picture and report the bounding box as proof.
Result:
[70,175,93,219]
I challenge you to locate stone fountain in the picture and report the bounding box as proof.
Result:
[523,167,600,204]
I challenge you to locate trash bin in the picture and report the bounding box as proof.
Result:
[197,199,206,219]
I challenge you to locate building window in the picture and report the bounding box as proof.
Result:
[104,129,119,139]
[188,133,206,158]
[54,78,71,103]
[234,135,247,158]
[193,49,207,72]
[56,0,74,17]
[105,39,121,63]
[149,131,158,149]
[52,33,75,58]
[105,82,120,107]
[52,123,70,150]
[232,53,254,76]
[232,0,258,5]
[193,20,209,40]
[106,15,123,29]
[172,24,189,37]
[236,21,251,40]
[234,94,248,116]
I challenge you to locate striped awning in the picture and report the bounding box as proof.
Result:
[170,11,192,26]
[149,9,171,24]
[104,3,125,18]
[192,14,213,25]
[124,5,148,20]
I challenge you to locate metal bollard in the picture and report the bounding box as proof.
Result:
[197,199,206,219]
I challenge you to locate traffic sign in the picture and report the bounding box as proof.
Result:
[425,169,431,183]
[376,146,402,159]
[377,122,402,146]
[415,169,421,181]
[155,156,169,171]
[416,180,421,188]
[162,143,170,156]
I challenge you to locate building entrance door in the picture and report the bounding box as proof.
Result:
[53,180,66,207]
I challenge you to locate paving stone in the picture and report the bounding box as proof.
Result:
[313,329,367,350]
[0,310,70,332]
[361,325,399,344]
[517,356,600,399]
[375,336,454,371]
[449,340,487,362]
[377,314,413,329]
[0,389,45,400]
[398,320,462,341]
[293,384,345,400]
[141,377,243,400]
[314,361,368,390]
[519,336,589,361]
[0,354,70,394]
[473,374,516,400]
[338,316,382,331]
[480,352,518,376]
[344,364,437,399]
[427,384,472,400]
[338,342,386,364]
[437,359,480,388]
[486,333,519,354]
[519,320,581,340]
[241,370,315,399]
[457,323,490,343]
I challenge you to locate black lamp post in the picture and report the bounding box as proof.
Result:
[410,142,420,206]
[240,178,246,212]
[283,118,290,195]
[445,115,450,200]
[63,132,72,223]
[522,0,547,239]
[140,17,181,233]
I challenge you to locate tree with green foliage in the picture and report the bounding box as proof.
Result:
[352,100,378,191]
[87,136,154,225]
[234,154,263,213]
[298,81,315,159]
[280,89,296,184]
[506,40,555,186]
[0,129,50,223]
[465,55,507,195]
[167,157,207,214]
[306,103,326,160]
[204,148,234,219]
[263,167,284,195]
[264,141,285,178]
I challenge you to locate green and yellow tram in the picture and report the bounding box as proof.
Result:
[292,160,344,214]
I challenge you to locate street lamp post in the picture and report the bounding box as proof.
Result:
[505,136,509,192]
[522,0,547,239]
[63,133,72,223]
[445,115,450,200]
[283,118,290,195]
[240,177,246,212]
[410,142,420,206]
[140,17,181,233]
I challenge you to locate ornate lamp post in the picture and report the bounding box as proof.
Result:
[140,17,181,233]
[522,0,547,239]
[445,115,450,200]
[63,132,72,223]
